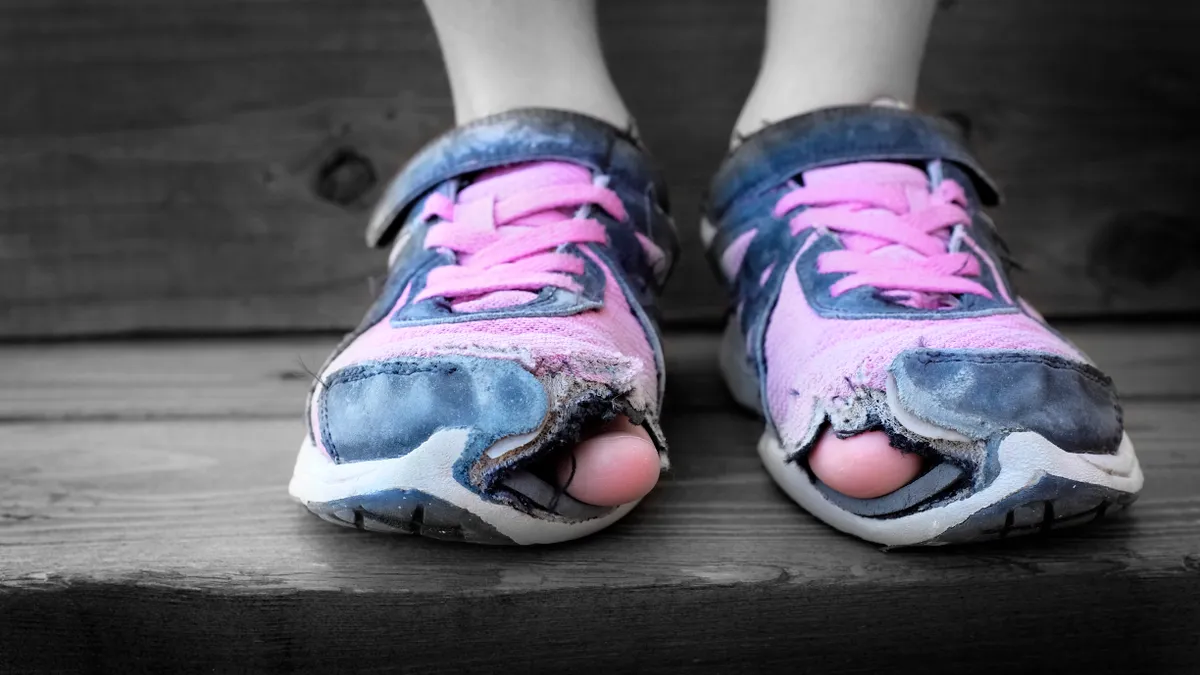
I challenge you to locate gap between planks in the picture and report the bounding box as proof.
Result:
[1,325,1197,422]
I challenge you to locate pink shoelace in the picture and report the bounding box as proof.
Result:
[415,162,625,311]
[773,163,994,309]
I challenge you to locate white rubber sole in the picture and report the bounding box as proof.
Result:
[288,430,637,545]
[759,428,1143,546]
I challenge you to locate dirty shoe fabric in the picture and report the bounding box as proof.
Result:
[705,106,1143,546]
[289,109,678,545]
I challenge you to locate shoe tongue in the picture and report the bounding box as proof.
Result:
[452,290,540,313]
[802,161,930,188]
[458,161,593,204]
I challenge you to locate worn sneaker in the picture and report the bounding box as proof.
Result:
[706,106,1143,546]
[288,109,678,544]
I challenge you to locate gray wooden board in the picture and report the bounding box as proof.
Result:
[2,0,1199,338]
[1,324,1197,420]
[1,327,1199,672]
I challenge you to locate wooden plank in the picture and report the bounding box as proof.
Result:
[2,1,1200,335]
[2,325,1196,421]
[0,336,331,421]
[0,330,1199,672]
[0,400,1197,584]
[1,386,1198,670]
[0,0,447,338]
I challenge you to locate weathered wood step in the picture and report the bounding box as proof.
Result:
[1,327,1197,673]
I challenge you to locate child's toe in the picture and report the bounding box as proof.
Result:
[557,417,660,507]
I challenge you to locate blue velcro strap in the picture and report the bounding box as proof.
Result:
[709,106,1001,219]
[366,108,670,248]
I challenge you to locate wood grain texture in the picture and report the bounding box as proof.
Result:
[2,1,1200,338]
[921,2,1200,316]
[1,328,1198,673]
[2,324,1197,421]
[0,0,446,337]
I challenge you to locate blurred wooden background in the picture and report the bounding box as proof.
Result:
[2,0,1199,338]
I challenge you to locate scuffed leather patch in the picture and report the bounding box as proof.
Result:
[320,356,547,464]
[890,349,1123,455]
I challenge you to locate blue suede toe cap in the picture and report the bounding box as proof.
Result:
[890,349,1124,455]
[318,356,548,464]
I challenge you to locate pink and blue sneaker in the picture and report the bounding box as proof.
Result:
[706,107,1143,546]
[288,110,677,544]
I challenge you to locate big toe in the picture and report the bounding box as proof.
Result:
[556,417,661,507]
[807,430,923,499]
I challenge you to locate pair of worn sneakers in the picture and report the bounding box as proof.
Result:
[287,106,1143,547]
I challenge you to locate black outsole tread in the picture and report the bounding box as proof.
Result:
[304,488,516,545]
[938,474,1138,545]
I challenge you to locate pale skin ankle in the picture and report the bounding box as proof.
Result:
[423,0,633,129]
[732,0,937,145]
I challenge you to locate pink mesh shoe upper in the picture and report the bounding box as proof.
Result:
[330,161,656,390]
[762,258,1084,450]
[715,153,1090,453]
[312,159,662,462]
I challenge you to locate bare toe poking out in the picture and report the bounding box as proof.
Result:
[556,417,660,507]
[807,430,923,499]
